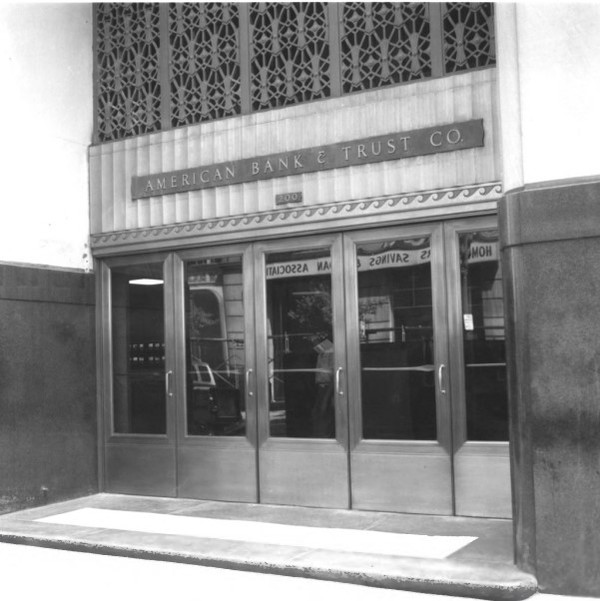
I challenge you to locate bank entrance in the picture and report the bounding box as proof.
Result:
[102,216,510,518]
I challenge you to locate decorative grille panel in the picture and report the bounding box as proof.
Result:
[96,3,162,142]
[169,3,242,126]
[340,3,432,94]
[443,3,496,74]
[248,2,330,111]
[94,3,497,143]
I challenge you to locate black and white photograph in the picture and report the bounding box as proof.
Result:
[0,2,598,600]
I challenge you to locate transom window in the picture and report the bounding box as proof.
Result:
[95,2,496,143]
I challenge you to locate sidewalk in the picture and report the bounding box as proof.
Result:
[1,541,597,601]
[0,493,537,600]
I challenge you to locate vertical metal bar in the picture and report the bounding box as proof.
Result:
[170,252,186,496]
[328,2,342,98]
[244,243,260,502]
[163,253,178,445]
[251,243,268,450]
[239,3,252,114]
[95,259,109,491]
[159,3,171,130]
[330,235,348,449]
[341,233,360,455]
[92,4,100,144]
[429,224,452,451]
[429,2,445,78]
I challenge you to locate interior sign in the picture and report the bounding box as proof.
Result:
[265,241,497,279]
[132,119,484,200]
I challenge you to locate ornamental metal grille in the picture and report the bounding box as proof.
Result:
[442,3,496,73]
[340,3,432,94]
[95,3,162,142]
[248,2,331,111]
[94,3,496,143]
[169,3,242,126]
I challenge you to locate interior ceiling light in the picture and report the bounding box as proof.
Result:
[129,278,164,286]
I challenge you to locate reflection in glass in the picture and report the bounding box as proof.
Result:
[357,237,436,440]
[112,262,166,434]
[266,248,335,438]
[185,256,246,436]
[459,231,508,441]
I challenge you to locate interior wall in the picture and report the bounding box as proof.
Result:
[0,4,93,270]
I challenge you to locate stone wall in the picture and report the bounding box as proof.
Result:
[0,264,97,514]
[501,180,600,595]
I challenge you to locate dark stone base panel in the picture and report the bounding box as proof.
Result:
[0,263,97,514]
[500,180,600,595]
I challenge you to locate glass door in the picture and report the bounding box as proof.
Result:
[445,218,511,518]
[254,234,350,508]
[175,245,258,502]
[102,254,177,497]
[101,218,510,517]
[343,218,510,517]
[343,224,454,514]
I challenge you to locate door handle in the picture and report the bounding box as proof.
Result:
[245,368,254,397]
[335,366,344,396]
[165,370,173,398]
[437,364,446,395]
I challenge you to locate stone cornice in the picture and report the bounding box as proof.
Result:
[91,182,502,251]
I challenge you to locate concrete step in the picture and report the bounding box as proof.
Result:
[0,494,537,601]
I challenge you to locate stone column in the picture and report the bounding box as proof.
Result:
[496,3,600,594]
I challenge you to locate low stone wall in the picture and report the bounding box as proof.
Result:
[0,263,97,514]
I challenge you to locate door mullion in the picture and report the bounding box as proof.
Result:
[252,243,270,451]
[167,252,184,496]
[244,244,260,465]
[170,253,186,453]
[341,233,361,452]
[431,224,453,454]
[442,222,468,453]
[340,232,360,510]
[331,234,350,452]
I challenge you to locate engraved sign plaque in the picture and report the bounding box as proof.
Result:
[132,119,484,200]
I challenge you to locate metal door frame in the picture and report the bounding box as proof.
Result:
[100,252,177,496]
[98,215,510,516]
[443,216,511,517]
[253,233,350,508]
[343,223,454,514]
[174,243,259,502]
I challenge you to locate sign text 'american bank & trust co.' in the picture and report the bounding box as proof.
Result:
[132,119,484,200]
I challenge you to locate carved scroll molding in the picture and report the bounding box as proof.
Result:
[91,182,502,252]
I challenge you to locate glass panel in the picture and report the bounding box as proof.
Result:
[185,256,246,436]
[266,248,335,438]
[459,230,508,441]
[357,237,436,440]
[111,262,166,434]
